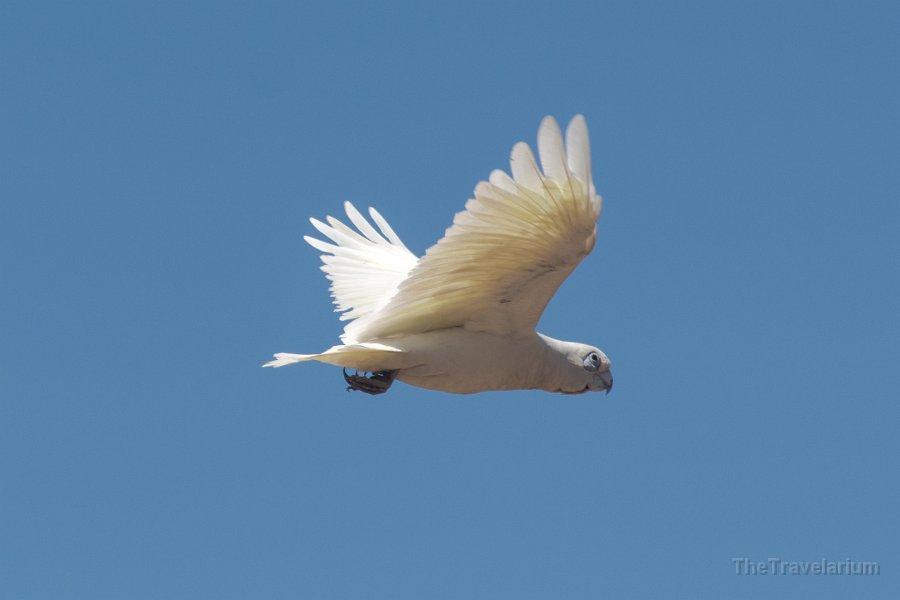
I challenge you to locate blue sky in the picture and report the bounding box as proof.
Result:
[2,1,898,598]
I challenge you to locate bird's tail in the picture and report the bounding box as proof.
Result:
[263,341,406,372]
[262,353,317,368]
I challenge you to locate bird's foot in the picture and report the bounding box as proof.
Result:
[343,368,398,395]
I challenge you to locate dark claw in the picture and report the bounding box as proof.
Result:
[342,368,398,395]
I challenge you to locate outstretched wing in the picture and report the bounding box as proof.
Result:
[342,115,601,343]
[304,201,418,324]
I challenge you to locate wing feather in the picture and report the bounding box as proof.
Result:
[343,202,385,244]
[341,115,601,342]
[537,116,568,182]
[304,201,418,323]
[565,114,592,190]
[368,206,408,248]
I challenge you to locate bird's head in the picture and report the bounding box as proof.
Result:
[541,336,613,394]
[573,345,613,394]
[567,344,612,394]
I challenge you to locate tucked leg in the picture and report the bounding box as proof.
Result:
[343,368,398,395]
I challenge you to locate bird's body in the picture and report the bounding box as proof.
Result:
[270,329,611,394]
[265,115,614,395]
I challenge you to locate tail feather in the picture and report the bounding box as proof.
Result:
[263,342,406,372]
[263,353,315,368]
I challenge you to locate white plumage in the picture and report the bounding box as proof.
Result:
[265,115,613,395]
[304,203,417,325]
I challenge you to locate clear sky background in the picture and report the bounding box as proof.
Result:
[2,1,898,598]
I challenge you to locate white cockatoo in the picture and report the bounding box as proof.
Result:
[265,115,613,395]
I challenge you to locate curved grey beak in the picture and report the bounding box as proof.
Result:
[593,370,613,394]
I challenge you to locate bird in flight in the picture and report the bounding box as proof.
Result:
[265,115,613,395]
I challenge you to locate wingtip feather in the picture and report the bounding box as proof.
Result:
[565,114,592,187]
[537,116,568,181]
[510,142,543,190]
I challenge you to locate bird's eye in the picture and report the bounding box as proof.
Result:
[583,352,601,371]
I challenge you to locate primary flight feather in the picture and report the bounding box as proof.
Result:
[265,115,613,395]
